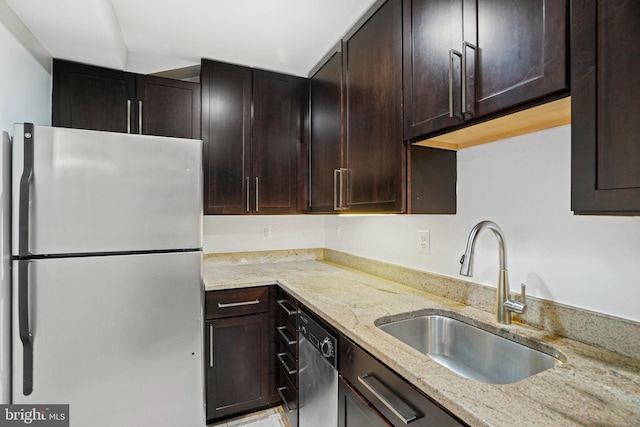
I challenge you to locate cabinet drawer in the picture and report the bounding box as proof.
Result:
[276,291,299,325]
[276,315,298,358]
[206,287,269,319]
[276,345,298,388]
[339,335,467,427]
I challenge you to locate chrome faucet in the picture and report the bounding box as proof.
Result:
[459,221,525,324]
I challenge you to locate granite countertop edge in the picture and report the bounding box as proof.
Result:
[203,258,640,427]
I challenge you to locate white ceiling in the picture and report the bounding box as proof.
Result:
[5,0,378,77]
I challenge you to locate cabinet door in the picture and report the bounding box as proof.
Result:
[251,70,303,214]
[52,59,136,133]
[136,75,200,139]
[339,377,392,427]
[201,60,252,214]
[571,0,640,214]
[206,314,269,421]
[309,50,344,213]
[345,0,405,213]
[466,0,568,118]
[403,0,463,139]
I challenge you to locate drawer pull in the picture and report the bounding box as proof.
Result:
[277,326,297,345]
[277,352,297,375]
[358,374,418,424]
[277,386,297,412]
[276,299,297,316]
[209,323,214,368]
[217,299,260,309]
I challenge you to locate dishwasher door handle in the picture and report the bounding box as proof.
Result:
[358,374,418,424]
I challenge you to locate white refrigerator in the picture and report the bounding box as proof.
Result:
[2,124,205,426]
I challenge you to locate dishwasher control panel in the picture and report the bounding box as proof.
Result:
[298,309,338,368]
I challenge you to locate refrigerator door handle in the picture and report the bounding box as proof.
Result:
[18,123,34,258]
[18,260,34,395]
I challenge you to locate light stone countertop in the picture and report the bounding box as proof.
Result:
[203,257,640,427]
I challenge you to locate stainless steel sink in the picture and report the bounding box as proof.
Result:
[376,312,563,384]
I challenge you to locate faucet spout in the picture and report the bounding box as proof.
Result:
[459,221,511,324]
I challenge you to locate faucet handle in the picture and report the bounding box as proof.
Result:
[504,283,527,314]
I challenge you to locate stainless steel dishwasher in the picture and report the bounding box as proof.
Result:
[298,308,338,427]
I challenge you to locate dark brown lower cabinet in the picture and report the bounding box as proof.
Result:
[339,376,391,427]
[205,287,278,423]
[339,335,467,427]
[205,314,269,420]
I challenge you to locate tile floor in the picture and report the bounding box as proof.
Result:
[208,407,286,427]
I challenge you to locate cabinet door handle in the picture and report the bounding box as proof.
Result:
[255,177,259,212]
[245,177,250,213]
[276,299,297,316]
[448,49,463,119]
[334,168,348,211]
[358,374,418,424]
[461,41,477,115]
[127,100,131,134]
[138,100,143,134]
[209,323,214,368]
[217,299,260,309]
[334,169,340,210]
[277,326,297,345]
[277,352,297,375]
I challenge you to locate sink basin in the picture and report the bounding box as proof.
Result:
[377,312,563,384]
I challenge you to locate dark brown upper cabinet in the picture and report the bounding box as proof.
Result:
[403,0,569,141]
[252,70,306,215]
[201,60,252,215]
[571,0,640,215]
[308,48,343,213]
[136,75,200,139]
[52,59,200,139]
[201,60,306,215]
[343,0,405,213]
[53,59,136,133]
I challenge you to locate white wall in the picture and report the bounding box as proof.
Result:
[203,215,325,254]
[325,125,640,323]
[0,0,51,134]
[203,126,640,323]
[0,2,51,404]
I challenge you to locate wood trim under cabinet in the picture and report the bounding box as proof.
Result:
[413,96,571,151]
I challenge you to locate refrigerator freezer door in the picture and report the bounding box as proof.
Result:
[12,251,205,427]
[12,124,202,256]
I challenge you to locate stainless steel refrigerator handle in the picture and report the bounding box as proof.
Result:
[448,49,463,119]
[358,374,418,424]
[17,124,35,396]
[209,323,214,368]
[217,299,260,308]
[138,101,143,135]
[18,123,34,258]
[461,41,477,115]
[18,260,34,396]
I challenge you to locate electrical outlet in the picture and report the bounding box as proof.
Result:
[417,230,430,254]
[336,226,342,241]
[262,225,271,239]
